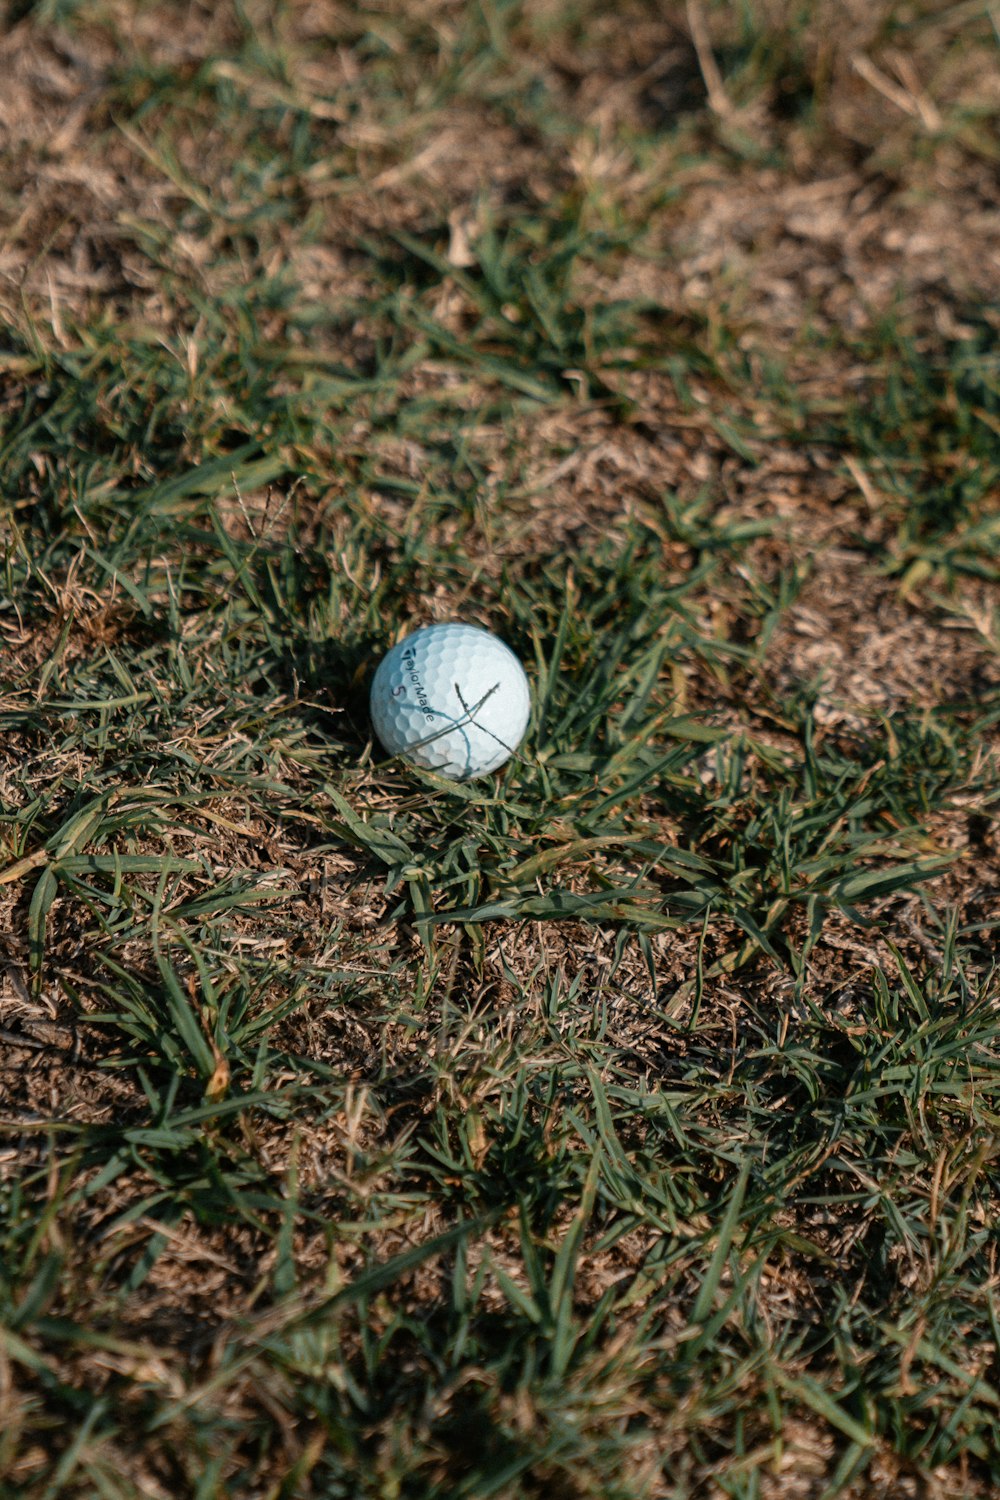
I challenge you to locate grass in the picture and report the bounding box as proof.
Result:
[2,1,1000,1496]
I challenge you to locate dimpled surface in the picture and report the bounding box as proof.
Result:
[370,623,531,779]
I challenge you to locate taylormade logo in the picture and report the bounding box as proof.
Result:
[402,647,437,721]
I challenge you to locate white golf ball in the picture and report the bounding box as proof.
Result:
[370,623,531,780]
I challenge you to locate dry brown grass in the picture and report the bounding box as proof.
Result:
[2,0,1000,1496]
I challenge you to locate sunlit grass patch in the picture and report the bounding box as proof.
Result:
[2,1,1000,1496]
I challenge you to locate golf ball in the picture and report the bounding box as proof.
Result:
[370,623,531,780]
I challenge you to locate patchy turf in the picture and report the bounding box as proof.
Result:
[1,1,999,1497]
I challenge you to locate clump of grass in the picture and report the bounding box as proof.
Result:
[834,312,1000,592]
